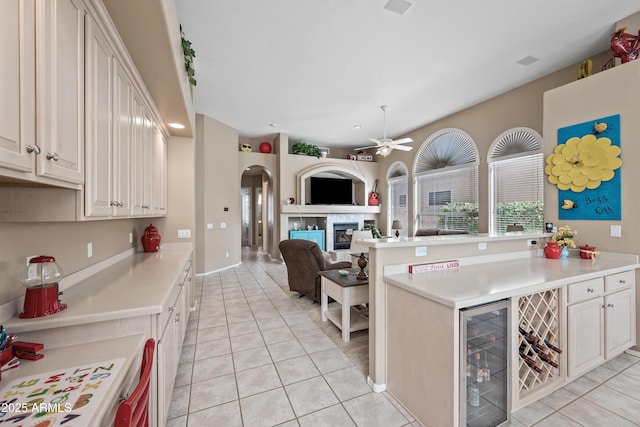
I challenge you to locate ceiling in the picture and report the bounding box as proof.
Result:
[175,0,640,149]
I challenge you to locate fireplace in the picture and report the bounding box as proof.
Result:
[333,222,359,250]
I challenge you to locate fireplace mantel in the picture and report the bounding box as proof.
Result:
[280,205,381,215]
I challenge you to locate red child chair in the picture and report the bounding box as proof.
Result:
[114,338,156,427]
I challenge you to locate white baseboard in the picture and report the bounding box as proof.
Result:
[367,376,386,393]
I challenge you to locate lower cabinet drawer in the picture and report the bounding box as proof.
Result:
[568,278,604,304]
[605,270,634,293]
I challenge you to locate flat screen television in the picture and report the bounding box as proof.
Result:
[310,177,352,205]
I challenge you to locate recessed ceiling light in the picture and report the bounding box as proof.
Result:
[353,125,362,129]
[517,56,539,66]
[168,122,185,129]
[269,123,278,127]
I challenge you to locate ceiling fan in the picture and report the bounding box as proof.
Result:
[355,105,413,156]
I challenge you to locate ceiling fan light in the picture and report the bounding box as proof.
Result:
[378,146,391,156]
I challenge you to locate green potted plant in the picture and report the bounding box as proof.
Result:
[291,142,322,158]
[180,25,197,86]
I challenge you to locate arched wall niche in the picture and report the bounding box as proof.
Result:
[296,164,368,206]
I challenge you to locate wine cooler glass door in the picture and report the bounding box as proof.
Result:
[460,299,511,427]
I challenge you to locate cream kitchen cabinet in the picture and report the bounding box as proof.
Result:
[0,0,36,175]
[84,12,133,218]
[567,271,636,378]
[157,259,191,424]
[36,0,85,185]
[151,126,168,215]
[0,0,84,187]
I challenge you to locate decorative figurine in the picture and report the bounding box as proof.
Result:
[611,27,640,63]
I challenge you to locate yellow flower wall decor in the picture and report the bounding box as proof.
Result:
[545,133,622,192]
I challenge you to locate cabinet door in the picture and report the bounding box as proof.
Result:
[156,311,177,427]
[84,14,113,217]
[567,297,605,377]
[112,60,132,217]
[151,126,167,215]
[0,0,36,174]
[36,0,85,184]
[605,289,635,357]
[131,94,146,216]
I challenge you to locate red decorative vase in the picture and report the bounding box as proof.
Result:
[142,224,161,252]
[544,242,562,259]
[259,142,272,153]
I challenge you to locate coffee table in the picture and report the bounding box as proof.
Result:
[319,268,369,342]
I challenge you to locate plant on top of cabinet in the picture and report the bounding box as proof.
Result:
[180,25,196,86]
[291,142,322,158]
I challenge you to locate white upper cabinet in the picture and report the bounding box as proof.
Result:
[0,1,37,174]
[84,13,113,217]
[36,0,85,184]
[112,60,133,217]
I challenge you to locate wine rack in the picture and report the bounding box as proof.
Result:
[517,289,561,397]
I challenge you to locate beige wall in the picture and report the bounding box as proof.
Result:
[194,114,241,274]
[543,57,640,350]
[164,136,196,242]
[374,51,612,235]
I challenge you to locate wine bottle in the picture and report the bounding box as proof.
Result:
[535,350,559,368]
[519,349,543,373]
[469,383,480,407]
[474,352,483,383]
[466,344,472,378]
[544,339,562,354]
[482,350,491,382]
[519,327,547,353]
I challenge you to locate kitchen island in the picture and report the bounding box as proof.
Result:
[382,252,638,427]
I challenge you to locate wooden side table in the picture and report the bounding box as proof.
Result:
[319,268,369,342]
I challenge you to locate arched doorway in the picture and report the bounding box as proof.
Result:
[241,165,274,252]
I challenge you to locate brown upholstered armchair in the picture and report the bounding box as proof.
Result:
[279,239,352,302]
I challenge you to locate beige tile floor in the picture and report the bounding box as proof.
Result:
[166,247,640,426]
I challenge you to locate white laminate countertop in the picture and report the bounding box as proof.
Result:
[4,249,192,333]
[384,253,639,309]
[0,334,145,427]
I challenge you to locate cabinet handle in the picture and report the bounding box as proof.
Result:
[168,305,175,312]
[619,279,626,284]
[587,288,594,293]
[607,303,615,308]
[602,304,607,309]
[26,145,41,155]
[46,152,59,161]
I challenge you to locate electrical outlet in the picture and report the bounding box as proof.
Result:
[478,242,487,250]
[129,232,133,243]
[415,246,427,257]
[527,239,537,247]
[225,252,229,258]
[87,242,93,258]
[207,223,213,230]
[220,222,227,229]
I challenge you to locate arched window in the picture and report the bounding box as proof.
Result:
[413,129,479,233]
[488,127,543,234]
[386,162,408,238]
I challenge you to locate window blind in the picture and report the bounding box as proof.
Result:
[415,166,479,232]
[489,153,544,234]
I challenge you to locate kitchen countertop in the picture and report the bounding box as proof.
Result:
[383,253,639,309]
[0,334,146,426]
[4,249,192,333]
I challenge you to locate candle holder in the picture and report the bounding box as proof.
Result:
[356,253,368,280]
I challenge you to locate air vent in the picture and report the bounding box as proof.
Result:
[517,56,539,66]
[384,0,412,15]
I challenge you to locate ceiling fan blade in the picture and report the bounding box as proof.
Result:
[368,138,383,145]
[354,145,379,151]
[392,145,413,151]
[392,137,413,145]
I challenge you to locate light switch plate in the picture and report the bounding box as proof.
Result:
[178,229,191,239]
[611,225,622,237]
[415,246,427,256]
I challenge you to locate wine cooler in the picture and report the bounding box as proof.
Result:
[460,299,511,427]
